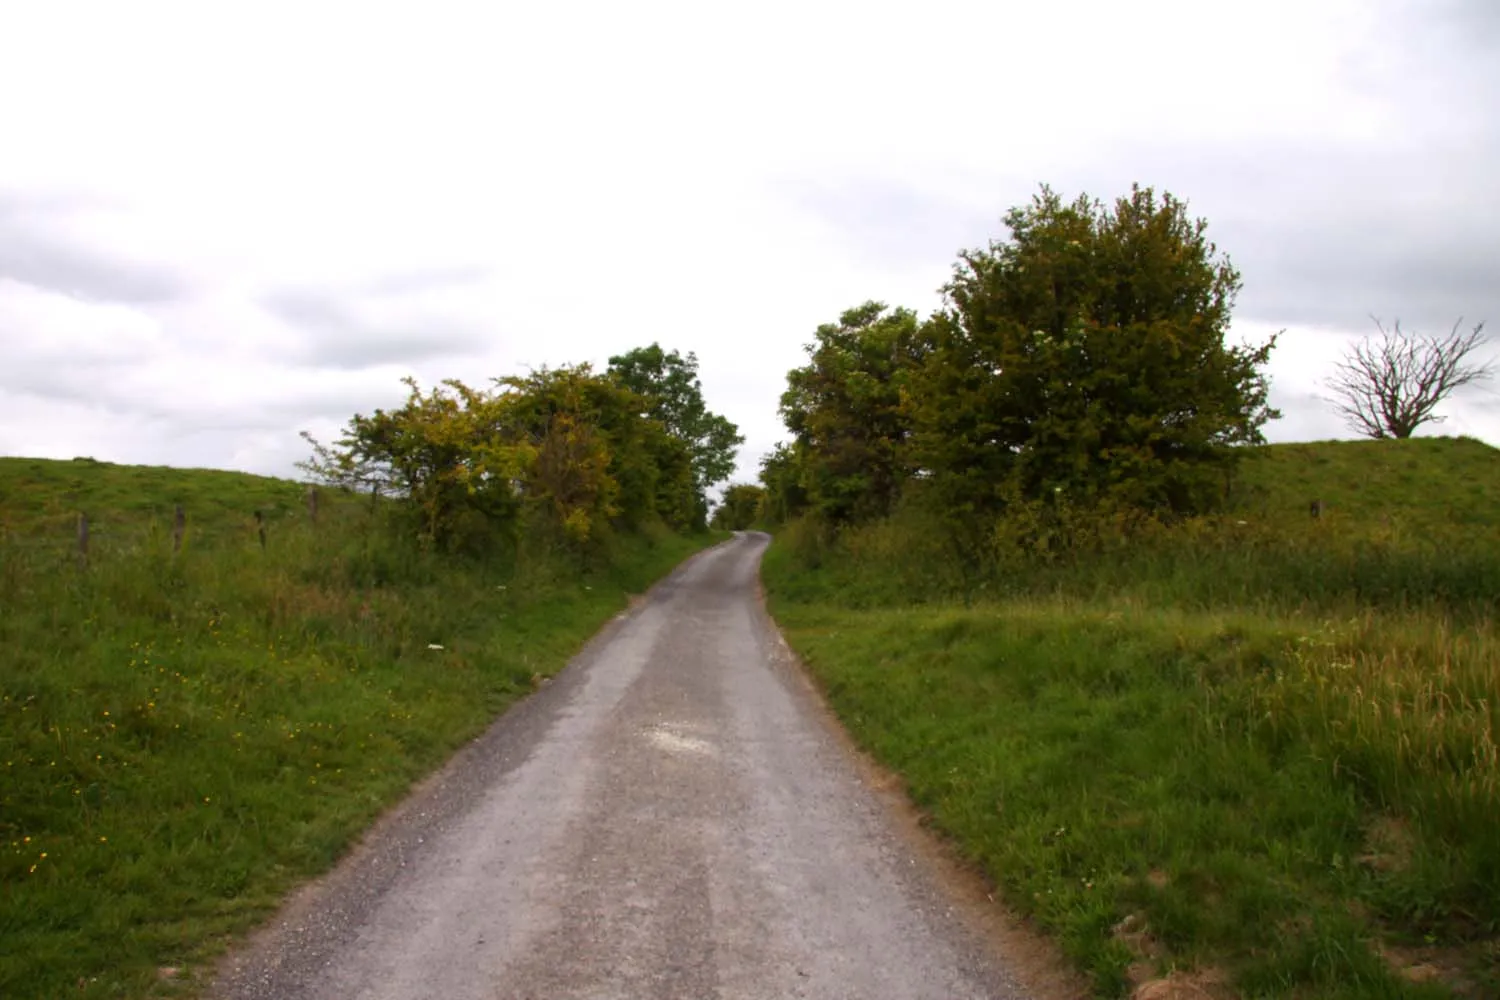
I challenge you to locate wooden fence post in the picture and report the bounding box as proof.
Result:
[307,486,319,525]
[254,510,267,550]
[173,505,186,554]
[76,512,89,568]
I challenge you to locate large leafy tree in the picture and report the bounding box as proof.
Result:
[494,365,636,543]
[709,483,766,531]
[910,184,1279,516]
[300,362,706,551]
[607,345,743,506]
[779,302,925,523]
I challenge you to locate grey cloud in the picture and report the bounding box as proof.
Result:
[1214,1,1498,329]
[261,286,492,369]
[0,193,189,304]
[130,382,397,429]
[262,289,351,331]
[1147,145,1500,332]
[0,375,121,415]
[784,2,1499,338]
[788,148,1498,340]
[786,142,1499,336]
[776,177,994,272]
[1431,0,1500,42]
[359,265,490,297]
[2,357,184,424]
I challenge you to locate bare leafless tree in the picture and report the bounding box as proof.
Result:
[1324,318,1493,439]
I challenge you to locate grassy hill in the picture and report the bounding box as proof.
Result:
[0,456,313,533]
[1234,437,1500,530]
[0,457,716,999]
[765,437,1500,999]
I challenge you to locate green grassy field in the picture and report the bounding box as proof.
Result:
[0,457,717,999]
[764,437,1500,999]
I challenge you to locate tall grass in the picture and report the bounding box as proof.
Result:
[0,464,714,999]
[764,439,1500,997]
[779,486,1500,620]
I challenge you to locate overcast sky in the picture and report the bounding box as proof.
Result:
[2,0,1496,484]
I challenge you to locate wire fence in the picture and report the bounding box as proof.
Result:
[0,487,368,567]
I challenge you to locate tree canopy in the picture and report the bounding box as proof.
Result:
[301,348,728,553]
[607,344,744,502]
[779,303,924,524]
[912,185,1278,516]
[762,184,1281,532]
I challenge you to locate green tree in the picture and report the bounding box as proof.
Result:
[301,363,707,552]
[910,184,1278,517]
[496,366,629,546]
[756,443,810,525]
[779,302,925,523]
[299,376,532,550]
[643,430,700,532]
[710,483,766,531]
[607,344,744,502]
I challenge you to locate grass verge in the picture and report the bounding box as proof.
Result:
[0,458,719,998]
[762,438,1500,999]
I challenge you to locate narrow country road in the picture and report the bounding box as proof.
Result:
[213,533,1031,1000]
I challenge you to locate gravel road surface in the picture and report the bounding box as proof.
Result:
[212,532,1031,1000]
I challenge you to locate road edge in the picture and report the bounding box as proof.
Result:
[206,535,739,998]
[747,531,1092,1000]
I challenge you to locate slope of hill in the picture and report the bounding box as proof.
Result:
[0,456,312,532]
[765,438,1500,999]
[0,456,716,999]
[1233,436,1500,529]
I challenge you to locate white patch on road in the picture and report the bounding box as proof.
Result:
[645,724,714,756]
